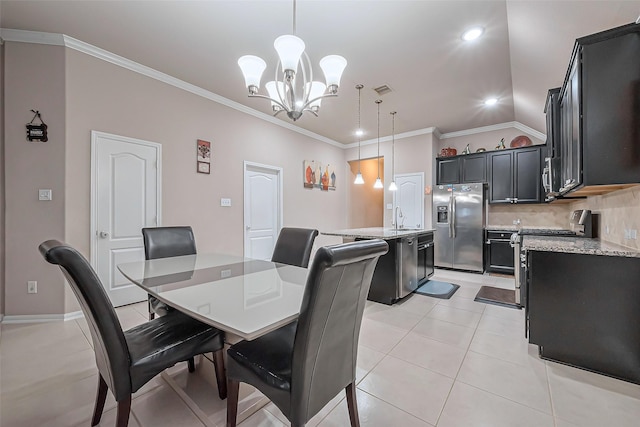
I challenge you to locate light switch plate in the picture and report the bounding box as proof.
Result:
[386,204,393,209]
[220,198,231,207]
[38,189,52,201]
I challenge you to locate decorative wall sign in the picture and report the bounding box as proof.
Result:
[26,110,48,142]
[197,139,211,174]
[303,160,336,191]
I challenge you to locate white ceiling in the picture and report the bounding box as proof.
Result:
[1,1,639,144]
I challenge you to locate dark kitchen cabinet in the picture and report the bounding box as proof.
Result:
[436,157,460,184]
[527,250,640,385]
[437,153,487,185]
[460,153,487,183]
[488,146,542,204]
[557,23,640,196]
[417,233,434,284]
[544,88,561,160]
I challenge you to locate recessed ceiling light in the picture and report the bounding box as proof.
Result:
[484,98,498,106]
[355,129,364,137]
[462,27,484,41]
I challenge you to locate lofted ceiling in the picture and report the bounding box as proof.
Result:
[1,1,639,145]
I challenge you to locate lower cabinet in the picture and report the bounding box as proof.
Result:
[527,250,640,385]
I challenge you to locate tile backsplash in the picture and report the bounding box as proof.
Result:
[488,203,572,229]
[487,185,640,250]
[571,185,640,250]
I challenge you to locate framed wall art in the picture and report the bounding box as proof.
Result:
[197,139,211,174]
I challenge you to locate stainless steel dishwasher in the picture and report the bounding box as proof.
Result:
[398,236,418,299]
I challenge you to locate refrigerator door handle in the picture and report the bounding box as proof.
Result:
[448,195,453,238]
[452,196,456,238]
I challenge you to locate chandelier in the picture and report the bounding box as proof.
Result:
[237,0,347,121]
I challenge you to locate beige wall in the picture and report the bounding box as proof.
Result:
[3,41,348,316]
[348,158,384,228]
[438,127,544,156]
[4,43,67,316]
[345,133,435,230]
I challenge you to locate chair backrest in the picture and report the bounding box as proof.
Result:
[142,226,197,260]
[271,227,319,268]
[38,240,132,400]
[290,239,388,424]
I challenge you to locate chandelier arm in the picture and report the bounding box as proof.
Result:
[248,93,289,112]
[301,52,312,105]
[300,92,337,111]
[274,60,292,111]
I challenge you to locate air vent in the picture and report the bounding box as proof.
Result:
[373,85,393,96]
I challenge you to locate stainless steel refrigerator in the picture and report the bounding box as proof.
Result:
[433,183,485,272]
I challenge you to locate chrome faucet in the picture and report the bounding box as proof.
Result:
[394,206,405,229]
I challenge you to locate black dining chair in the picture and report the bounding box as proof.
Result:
[226,239,389,427]
[39,240,227,427]
[271,227,319,268]
[142,226,197,320]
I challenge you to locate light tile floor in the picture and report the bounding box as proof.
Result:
[2,269,640,426]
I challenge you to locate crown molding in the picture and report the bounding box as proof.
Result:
[1,311,84,324]
[343,126,438,149]
[1,28,344,148]
[439,121,546,141]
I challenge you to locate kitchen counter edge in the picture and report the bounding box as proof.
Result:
[322,227,435,240]
[522,235,640,258]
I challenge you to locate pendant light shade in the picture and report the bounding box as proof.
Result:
[374,99,383,189]
[389,111,397,191]
[354,84,365,185]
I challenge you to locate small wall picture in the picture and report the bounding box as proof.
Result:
[197,139,211,174]
[303,160,321,188]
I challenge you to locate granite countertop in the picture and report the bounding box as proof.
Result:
[322,227,435,240]
[522,235,640,258]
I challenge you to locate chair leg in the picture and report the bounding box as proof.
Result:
[226,379,240,427]
[188,357,196,373]
[91,374,108,426]
[148,296,155,320]
[345,382,360,427]
[213,350,227,399]
[116,396,131,427]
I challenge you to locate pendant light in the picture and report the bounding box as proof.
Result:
[353,84,365,185]
[373,99,384,189]
[388,111,398,191]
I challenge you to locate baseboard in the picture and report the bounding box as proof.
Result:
[1,311,84,324]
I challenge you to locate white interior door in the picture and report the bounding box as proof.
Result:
[393,173,425,229]
[244,161,282,260]
[91,131,161,307]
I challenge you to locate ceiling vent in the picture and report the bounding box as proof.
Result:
[373,85,393,96]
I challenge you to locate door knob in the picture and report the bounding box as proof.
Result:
[99,231,109,238]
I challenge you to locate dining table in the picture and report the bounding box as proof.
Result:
[117,252,309,425]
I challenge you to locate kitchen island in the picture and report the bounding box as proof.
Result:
[322,227,435,304]
[522,235,640,385]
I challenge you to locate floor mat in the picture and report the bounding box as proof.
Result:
[414,280,460,299]
[474,285,521,309]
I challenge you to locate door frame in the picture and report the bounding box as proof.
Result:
[90,130,163,267]
[392,172,425,229]
[243,161,283,258]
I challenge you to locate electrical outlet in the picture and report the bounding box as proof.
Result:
[38,189,52,201]
[220,198,231,207]
[27,281,37,294]
[221,269,231,278]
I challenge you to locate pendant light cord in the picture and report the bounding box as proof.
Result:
[356,84,363,173]
[292,0,296,35]
[391,111,396,178]
[376,99,382,178]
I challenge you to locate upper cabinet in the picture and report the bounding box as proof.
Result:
[557,23,640,196]
[488,146,543,204]
[436,153,487,185]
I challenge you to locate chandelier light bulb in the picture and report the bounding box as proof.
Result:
[238,55,267,91]
[319,55,348,91]
[274,35,305,73]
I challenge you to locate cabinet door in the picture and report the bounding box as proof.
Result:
[514,147,542,203]
[436,158,460,184]
[488,151,513,203]
[559,56,581,194]
[461,154,487,183]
